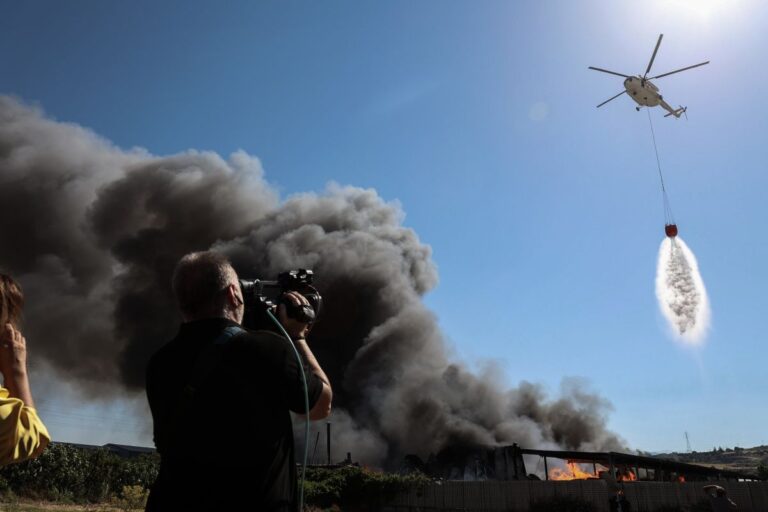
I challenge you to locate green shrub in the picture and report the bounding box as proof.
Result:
[0,443,159,503]
[303,466,429,509]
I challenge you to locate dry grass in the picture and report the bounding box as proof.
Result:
[0,501,121,512]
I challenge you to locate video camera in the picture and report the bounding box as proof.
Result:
[239,269,322,331]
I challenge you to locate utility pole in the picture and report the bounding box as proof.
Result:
[685,431,692,453]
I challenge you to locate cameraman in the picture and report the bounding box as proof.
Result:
[145,251,332,512]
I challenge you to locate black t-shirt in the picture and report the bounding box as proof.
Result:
[145,318,323,512]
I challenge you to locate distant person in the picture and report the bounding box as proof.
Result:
[609,489,631,512]
[145,251,332,512]
[0,273,50,464]
[703,484,737,511]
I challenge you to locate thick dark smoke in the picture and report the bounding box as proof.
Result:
[0,96,624,465]
[88,151,278,387]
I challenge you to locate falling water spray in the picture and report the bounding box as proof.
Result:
[655,236,710,344]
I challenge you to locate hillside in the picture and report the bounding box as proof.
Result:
[653,445,768,476]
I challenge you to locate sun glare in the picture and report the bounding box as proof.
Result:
[663,0,736,23]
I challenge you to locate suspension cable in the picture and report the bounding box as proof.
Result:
[646,109,675,225]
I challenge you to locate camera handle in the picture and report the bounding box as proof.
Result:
[265,308,310,511]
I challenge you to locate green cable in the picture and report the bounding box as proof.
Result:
[266,309,310,512]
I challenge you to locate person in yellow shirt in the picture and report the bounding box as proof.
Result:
[0,273,50,465]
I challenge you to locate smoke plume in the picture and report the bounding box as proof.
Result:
[0,96,624,465]
[655,237,710,344]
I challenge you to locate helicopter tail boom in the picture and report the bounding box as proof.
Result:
[664,106,688,118]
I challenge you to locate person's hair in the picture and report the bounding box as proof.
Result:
[716,488,726,497]
[0,273,24,328]
[172,252,238,320]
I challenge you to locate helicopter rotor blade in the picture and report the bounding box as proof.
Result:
[649,61,710,80]
[588,66,631,78]
[596,90,627,108]
[644,34,664,78]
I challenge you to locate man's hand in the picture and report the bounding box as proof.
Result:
[277,291,312,340]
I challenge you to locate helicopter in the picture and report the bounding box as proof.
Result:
[589,34,709,118]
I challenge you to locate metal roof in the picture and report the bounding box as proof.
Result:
[519,447,762,481]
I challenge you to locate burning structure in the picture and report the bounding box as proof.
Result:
[409,444,763,483]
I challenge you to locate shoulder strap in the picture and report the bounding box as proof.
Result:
[168,325,246,443]
[212,325,246,346]
[185,325,246,392]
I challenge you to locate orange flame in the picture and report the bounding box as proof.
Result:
[618,469,637,482]
[549,462,597,481]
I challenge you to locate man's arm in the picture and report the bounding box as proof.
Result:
[279,292,332,421]
[294,338,332,420]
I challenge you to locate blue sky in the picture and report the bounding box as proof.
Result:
[2,0,766,452]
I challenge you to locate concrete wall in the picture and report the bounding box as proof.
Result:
[386,480,768,511]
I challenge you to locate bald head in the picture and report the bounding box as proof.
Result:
[172,251,242,322]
